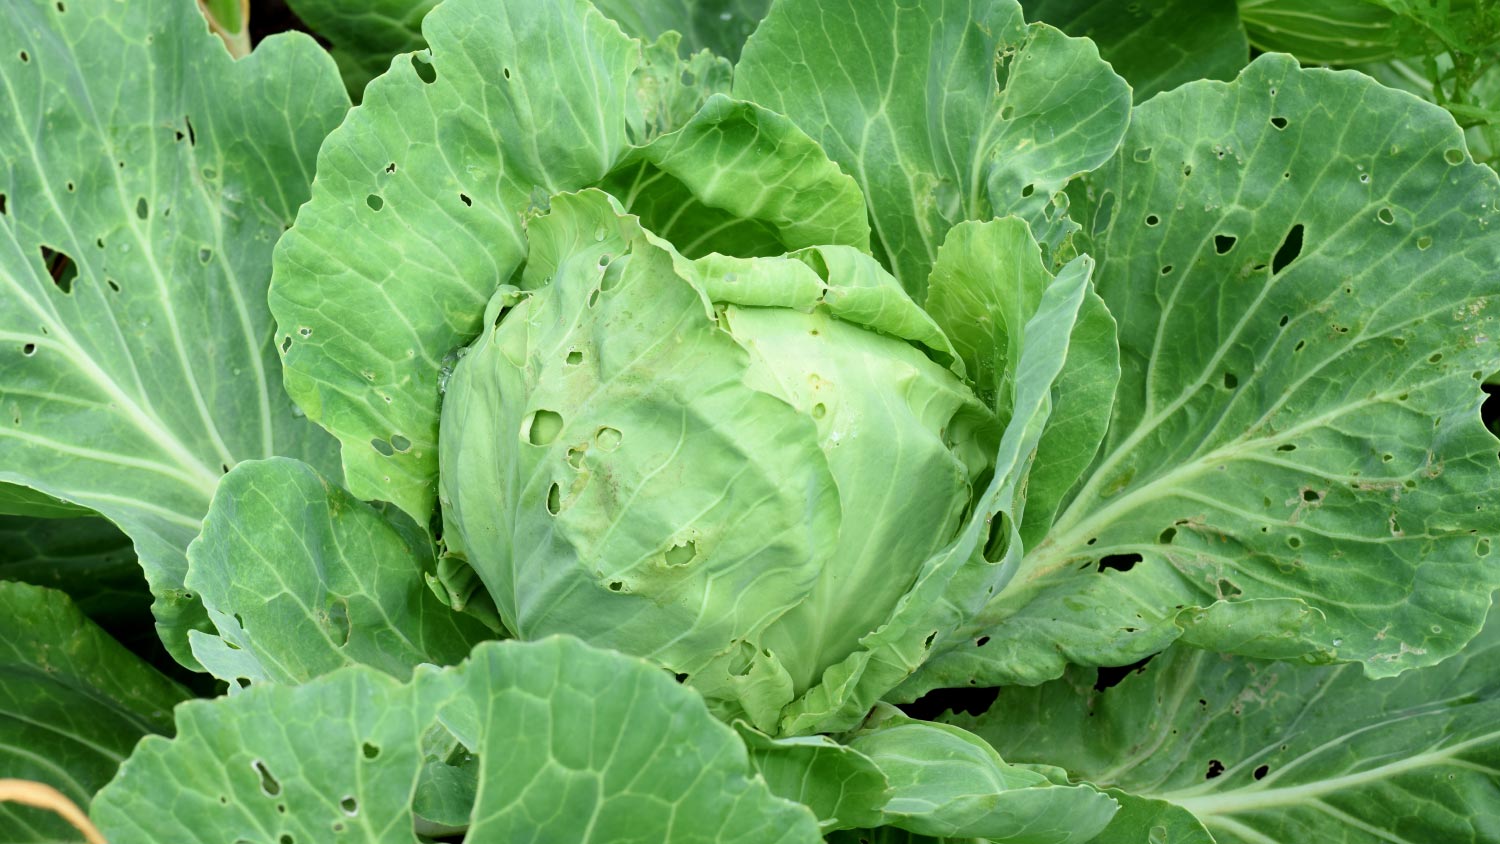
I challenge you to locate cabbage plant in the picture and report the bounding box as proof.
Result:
[2,0,1500,841]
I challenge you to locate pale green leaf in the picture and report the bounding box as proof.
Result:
[272,0,868,526]
[733,0,1130,297]
[952,613,1500,843]
[1027,0,1249,100]
[0,0,348,664]
[911,53,1500,690]
[92,636,823,843]
[736,724,891,831]
[184,458,491,687]
[589,0,771,62]
[0,582,189,842]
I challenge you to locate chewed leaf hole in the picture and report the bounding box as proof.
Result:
[1253,764,1270,781]
[565,349,584,365]
[811,402,827,419]
[1301,488,1322,502]
[982,512,1012,563]
[1222,372,1238,389]
[566,445,586,468]
[525,410,563,446]
[1097,553,1140,573]
[390,434,411,452]
[252,760,281,797]
[1134,147,1152,163]
[1214,234,1237,254]
[1020,183,1035,197]
[40,246,77,293]
[459,193,472,207]
[546,483,561,515]
[1287,535,1302,549]
[1417,235,1433,250]
[1445,148,1465,165]
[366,194,384,211]
[370,438,394,456]
[1145,213,1160,227]
[1479,537,1492,558]
[22,343,36,356]
[199,247,213,263]
[1272,224,1304,274]
[1270,116,1288,130]
[135,197,148,219]
[594,426,622,451]
[1160,265,1173,275]
[608,580,624,592]
[411,53,437,83]
[1093,654,1154,692]
[362,742,380,760]
[1377,207,1395,225]
[663,540,698,567]
[1158,526,1177,544]
[1205,760,1225,779]
[340,796,357,815]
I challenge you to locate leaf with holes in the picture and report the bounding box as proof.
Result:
[271,0,869,526]
[91,636,823,843]
[733,0,1131,297]
[184,458,492,687]
[0,0,348,666]
[947,610,1500,844]
[904,53,1500,694]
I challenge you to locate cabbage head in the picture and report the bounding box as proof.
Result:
[439,190,998,731]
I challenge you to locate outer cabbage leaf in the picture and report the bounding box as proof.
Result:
[0,583,189,842]
[907,53,1500,692]
[0,515,145,629]
[1238,0,1430,64]
[184,458,491,687]
[271,0,869,525]
[735,726,891,832]
[1026,0,1249,100]
[733,0,1130,297]
[0,483,91,517]
[951,611,1500,843]
[0,0,348,665]
[92,636,823,843]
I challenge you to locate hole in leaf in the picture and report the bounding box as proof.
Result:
[595,426,622,451]
[664,540,697,567]
[546,483,561,515]
[362,742,380,759]
[135,197,149,219]
[1222,372,1238,389]
[199,247,212,263]
[459,193,472,207]
[1020,183,1034,197]
[0,193,6,215]
[1094,654,1154,691]
[1294,339,1306,352]
[390,434,411,452]
[1359,173,1370,184]
[1377,207,1395,225]
[976,635,991,647]
[280,336,291,353]
[107,278,119,292]
[39,246,76,293]
[526,410,563,446]
[18,51,29,63]
[366,194,384,211]
[1417,235,1432,250]
[502,66,511,80]
[1145,214,1160,227]
[1275,443,1297,452]
[1253,764,1269,780]
[899,684,1000,719]
[1097,553,1140,573]
[1278,314,1290,327]
[1302,489,1321,502]
[1183,163,1193,177]
[565,349,584,365]
[370,438,394,456]
[253,760,281,796]
[566,445,586,468]
[22,343,36,356]
[1270,116,1287,130]
[385,162,396,174]
[588,288,601,307]
[411,53,437,83]
[1160,265,1173,275]
[1429,352,1443,364]
[1159,526,1177,544]
[1287,535,1302,549]
[1445,148,1465,165]
[340,796,357,815]
[1134,147,1152,163]
[1479,537,1492,557]
[1272,224,1303,274]
[1214,234,1236,254]
[811,402,827,419]
[608,580,623,591]
[1205,760,1225,779]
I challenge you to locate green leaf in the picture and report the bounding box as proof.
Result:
[0,0,349,665]
[846,707,1117,841]
[736,724,891,831]
[912,53,1500,690]
[0,483,92,517]
[0,582,189,841]
[0,515,146,629]
[590,0,771,61]
[1026,0,1249,100]
[184,458,491,686]
[1238,0,1428,64]
[732,0,1131,297]
[92,636,823,843]
[924,218,1120,547]
[272,0,869,526]
[951,613,1500,844]
[282,0,437,95]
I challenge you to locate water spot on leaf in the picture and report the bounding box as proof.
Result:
[526,410,563,446]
